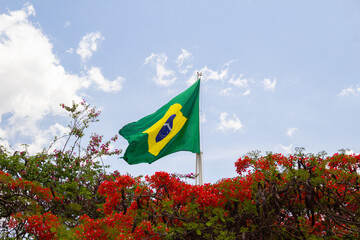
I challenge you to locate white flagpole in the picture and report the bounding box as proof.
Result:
[195,72,203,185]
[196,152,203,185]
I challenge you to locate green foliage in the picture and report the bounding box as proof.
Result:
[0,100,122,238]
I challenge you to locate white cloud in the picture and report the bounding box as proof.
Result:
[76,32,104,62]
[339,85,360,96]
[223,60,236,67]
[86,67,124,92]
[243,89,251,96]
[220,87,232,96]
[0,4,84,119]
[0,4,123,153]
[27,123,69,152]
[217,112,243,132]
[345,149,354,155]
[203,66,228,81]
[278,144,293,154]
[175,49,193,74]
[229,74,248,88]
[0,133,10,150]
[144,53,176,87]
[286,127,298,137]
[262,78,276,91]
[187,66,229,85]
[66,48,74,54]
[228,74,251,96]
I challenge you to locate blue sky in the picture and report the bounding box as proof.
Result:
[1,1,360,183]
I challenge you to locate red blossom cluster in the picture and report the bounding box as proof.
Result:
[3,151,360,239]
[73,152,360,239]
[14,212,60,240]
[4,146,360,239]
[0,170,60,203]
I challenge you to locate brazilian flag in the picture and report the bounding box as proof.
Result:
[119,80,200,165]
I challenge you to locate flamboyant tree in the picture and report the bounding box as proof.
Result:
[0,100,121,238]
[72,150,360,239]
[1,101,360,239]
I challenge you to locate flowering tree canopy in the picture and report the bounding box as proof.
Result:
[1,101,360,239]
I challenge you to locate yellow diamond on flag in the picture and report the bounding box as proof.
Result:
[143,103,187,156]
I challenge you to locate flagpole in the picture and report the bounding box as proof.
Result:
[196,152,203,185]
[196,72,203,185]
